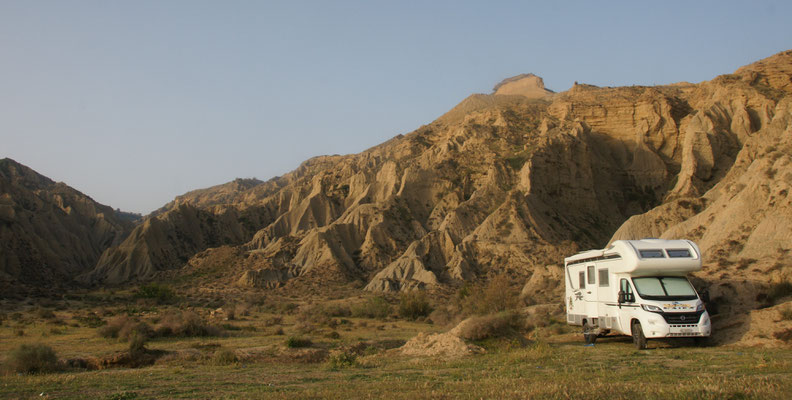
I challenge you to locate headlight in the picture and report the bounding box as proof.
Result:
[641,304,663,313]
[696,303,705,312]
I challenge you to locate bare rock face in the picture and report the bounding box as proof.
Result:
[0,159,133,296]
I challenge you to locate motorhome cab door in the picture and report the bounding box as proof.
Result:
[584,264,598,320]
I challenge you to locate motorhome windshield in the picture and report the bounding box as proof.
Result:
[632,277,698,300]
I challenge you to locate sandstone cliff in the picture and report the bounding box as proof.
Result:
[0,158,134,296]
[80,51,792,346]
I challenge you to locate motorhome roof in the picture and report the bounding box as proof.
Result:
[564,239,702,275]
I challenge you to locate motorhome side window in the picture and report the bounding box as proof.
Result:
[598,269,609,287]
[578,271,585,289]
[639,249,665,258]
[667,249,691,258]
[587,266,595,285]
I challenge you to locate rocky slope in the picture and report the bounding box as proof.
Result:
[81,51,792,345]
[0,158,134,296]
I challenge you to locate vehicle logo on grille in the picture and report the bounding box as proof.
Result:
[680,315,686,321]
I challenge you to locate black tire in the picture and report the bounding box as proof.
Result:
[583,321,597,345]
[632,321,647,350]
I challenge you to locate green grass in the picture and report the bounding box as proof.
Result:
[2,340,790,399]
[1,303,791,399]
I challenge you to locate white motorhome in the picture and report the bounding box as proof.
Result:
[564,239,711,349]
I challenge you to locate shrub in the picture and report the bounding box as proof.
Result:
[398,291,433,320]
[286,336,312,348]
[455,312,524,341]
[351,297,391,319]
[212,349,238,365]
[460,275,519,316]
[156,310,221,337]
[99,316,153,341]
[6,343,59,374]
[325,351,357,370]
[128,331,148,357]
[99,315,131,339]
[136,283,176,304]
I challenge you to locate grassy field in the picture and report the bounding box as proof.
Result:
[1,298,791,399]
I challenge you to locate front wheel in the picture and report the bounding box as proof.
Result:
[632,321,647,350]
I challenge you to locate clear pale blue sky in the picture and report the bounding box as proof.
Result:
[2,1,790,214]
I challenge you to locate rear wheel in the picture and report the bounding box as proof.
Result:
[632,321,647,350]
[583,321,597,345]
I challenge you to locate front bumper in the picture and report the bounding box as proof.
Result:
[642,311,711,338]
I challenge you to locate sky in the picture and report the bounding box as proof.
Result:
[1,1,790,214]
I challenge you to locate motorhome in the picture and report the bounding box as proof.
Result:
[564,239,711,349]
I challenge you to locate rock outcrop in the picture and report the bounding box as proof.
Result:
[0,158,134,296]
[493,74,555,99]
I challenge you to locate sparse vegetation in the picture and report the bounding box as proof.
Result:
[350,296,391,319]
[460,275,520,316]
[135,283,176,304]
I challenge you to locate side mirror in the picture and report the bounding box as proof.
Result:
[626,293,635,303]
[618,290,625,304]
[700,288,710,303]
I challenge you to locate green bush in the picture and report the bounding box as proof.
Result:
[136,283,176,304]
[398,291,433,320]
[325,351,357,370]
[6,343,59,374]
[351,297,391,319]
[286,336,312,348]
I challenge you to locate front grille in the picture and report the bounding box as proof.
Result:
[661,311,703,324]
